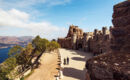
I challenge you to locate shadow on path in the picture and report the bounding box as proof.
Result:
[65,49,93,57]
[63,67,86,80]
[71,57,86,61]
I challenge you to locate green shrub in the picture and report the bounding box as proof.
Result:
[20,77,24,80]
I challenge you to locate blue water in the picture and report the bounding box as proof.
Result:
[0,47,11,63]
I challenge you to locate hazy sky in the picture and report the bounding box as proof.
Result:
[0,0,125,39]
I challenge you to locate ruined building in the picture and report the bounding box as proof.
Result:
[58,25,111,55]
[86,1,130,80]
[58,25,84,49]
[88,27,111,55]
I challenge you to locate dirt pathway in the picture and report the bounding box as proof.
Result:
[26,52,59,80]
[59,48,93,80]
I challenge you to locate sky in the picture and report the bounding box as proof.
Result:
[0,0,125,40]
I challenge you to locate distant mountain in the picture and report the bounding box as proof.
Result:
[18,36,33,43]
[0,36,33,48]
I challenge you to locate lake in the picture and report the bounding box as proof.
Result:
[0,47,11,63]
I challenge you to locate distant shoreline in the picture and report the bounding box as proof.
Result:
[0,46,9,49]
[0,44,27,49]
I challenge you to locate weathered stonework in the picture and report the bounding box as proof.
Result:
[58,37,72,49]
[88,27,111,55]
[58,25,84,50]
[86,1,130,80]
[111,0,130,53]
[86,53,130,80]
[67,25,83,38]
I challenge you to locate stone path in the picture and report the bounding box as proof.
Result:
[59,48,93,80]
[26,52,59,80]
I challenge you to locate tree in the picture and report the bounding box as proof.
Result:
[32,38,49,68]
[0,67,8,80]
[25,43,33,56]
[25,43,34,66]
[7,44,33,72]
[0,57,17,79]
[32,35,41,49]
[16,43,34,71]
[31,35,42,57]
[47,41,60,51]
[32,36,49,52]
[8,45,23,57]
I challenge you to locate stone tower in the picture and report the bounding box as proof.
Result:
[67,25,83,38]
[83,33,88,51]
[71,33,77,49]
[94,29,98,36]
[83,33,88,41]
[102,27,107,35]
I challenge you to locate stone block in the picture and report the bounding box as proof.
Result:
[113,6,130,18]
[114,1,130,8]
[112,15,130,27]
[111,27,127,37]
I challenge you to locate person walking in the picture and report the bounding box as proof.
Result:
[64,58,66,65]
[67,57,69,65]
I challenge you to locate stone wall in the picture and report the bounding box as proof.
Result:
[88,27,111,55]
[85,1,130,80]
[58,38,72,49]
[111,0,130,53]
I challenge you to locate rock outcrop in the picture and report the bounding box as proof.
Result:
[85,1,130,80]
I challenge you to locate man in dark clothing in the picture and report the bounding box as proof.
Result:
[67,57,69,65]
[64,58,66,65]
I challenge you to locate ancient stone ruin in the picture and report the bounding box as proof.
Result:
[58,25,83,49]
[58,25,111,55]
[85,1,130,80]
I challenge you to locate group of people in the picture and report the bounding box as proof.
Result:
[63,57,69,65]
